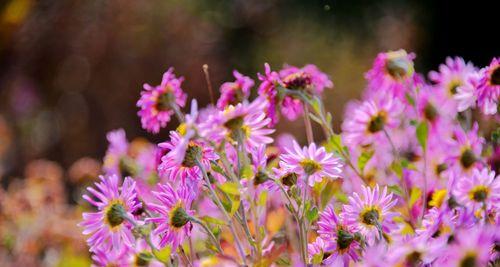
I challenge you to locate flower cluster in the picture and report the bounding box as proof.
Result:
[80,52,500,266]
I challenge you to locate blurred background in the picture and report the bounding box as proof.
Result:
[0,0,497,265]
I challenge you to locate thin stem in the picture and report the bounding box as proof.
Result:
[170,102,185,122]
[179,247,193,267]
[421,147,428,223]
[303,104,314,144]
[196,160,248,265]
[382,129,398,157]
[202,64,216,105]
[189,216,223,253]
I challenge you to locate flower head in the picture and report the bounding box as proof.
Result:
[103,129,131,178]
[476,57,500,115]
[315,205,361,265]
[279,64,333,94]
[429,56,476,98]
[453,168,500,214]
[217,70,254,109]
[279,141,342,186]
[137,68,187,133]
[258,63,281,126]
[147,183,195,250]
[342,185,398,244]
[342,97,402,147]
[158,131,218,185]
[79,174,141,252]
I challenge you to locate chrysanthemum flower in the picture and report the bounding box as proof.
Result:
[79,174,141,252]
[147,183,195,250]
[416,207,457,240]
[91,246,131,267]
[158,131,218,185]
[200,99,274,151]
[315,205,361,265]
[387,236,445,267]
[447,123,484,174]
[341,185,398,244]
[258,63,281,126]
[476,57,500,115]
[279,64,333,94]
[137,68,187,133]
[279,141,342,187]
[429,56,476,98]
[342,97,402,147]
[453,168,500,214]
[103,129,130,178]
[217,70,254,109]
[364,50,415,99]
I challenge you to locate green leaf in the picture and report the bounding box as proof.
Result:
[210,161,225,175]
[492,127,500,145]
[409,187,422,207]
[357,150,374,173]
[201,216,227,226]
[334,191,349,204]
[310,97,322,114]
[154,246,172,263]
[218,182,240,196]
[405,93,415,106]
[325,133,344,155]
[229,196,241,216]
[240,165,254,180]
[416,121,428,150]
[391,161,403,178]
[306,206,319,222]
[258,190,268,206]
[387,184,403,197]
[320,181,336,208]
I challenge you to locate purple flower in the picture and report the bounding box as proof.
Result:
[279,64,333,94]
[258,63,281,126]
[476,57,500,115]
[217,70,254,109]
[279,141,342,187]
[447,123,484,174]
[315,205,361,266]
[341,185,398,244]
[137,68,187,133]
[103,129,130,177]
[147,183,195,250]
[453,168,500,214]
[79,175,141,252]
[158,131,218,185]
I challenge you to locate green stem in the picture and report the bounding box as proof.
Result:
[189,216,223,253]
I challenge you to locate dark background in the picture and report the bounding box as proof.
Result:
[0,0,498,180]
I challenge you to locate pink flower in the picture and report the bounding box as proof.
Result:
[476,57,500,115]
[103,129,130,177]
[341,185,398,244]
[158,131,218,185]
[279,64,333,94]
[217,70,254,109]
[79,175,141,252]
[258,63,282,126]
[137,68,187,133]
[147,183,195,250]
[341,97,402,147]
[315,205,361,265]
[365,50,415,99]
[279,141,342,186]
[446,123,484,174]
[429,56,476,98]
[453,168,500,213]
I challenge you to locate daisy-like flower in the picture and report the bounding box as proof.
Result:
[453,168,500,214]
[103,129,131,178]
[387,236,445,267]
[147,183,195,250]
[158,131,218,185]
[200,99,274,151]
[258,63,281,126]
[416,207,458,240]
[341,96,402,147]
[279,64,333,94]
[91,246,132,267]
[341,185,398,244]
[315,205,361,266]
[279,141,342,187]
[364,50,415,99]
[455,71,481,112]
[79,174,141,252]
[476,57,500,115]
[447,123,484,174]
[137,67,187,133]
[217,70,254,109]
[429,56,476,98]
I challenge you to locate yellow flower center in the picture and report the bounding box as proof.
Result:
[360,206,381,226]
[367,112,387,133]
[469,185,489,202]
[300,159,322,175]
[105,200,125,228]
[429,189,447,208]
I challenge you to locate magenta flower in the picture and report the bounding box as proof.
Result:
[147,183,195,250]
[279,141,342,186]
[476,57,500,115]
[79,175,141,252]
[91,246,131,267]
[258,63,281,126]
[447,123,484,174]
[365,50,415,99]
[315,205,361,265]
[453,168,500,214]
[429,56,476,98]
[416,207,458,240]
[341,185,398,244]
[455,71,482,112]
[279,64,333,94]
[387,236,445,266]
[341,97,402,147]
[103,129,130,177]
[137,68,187,133]
[217,70,254,109]
[158,131,218,185]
